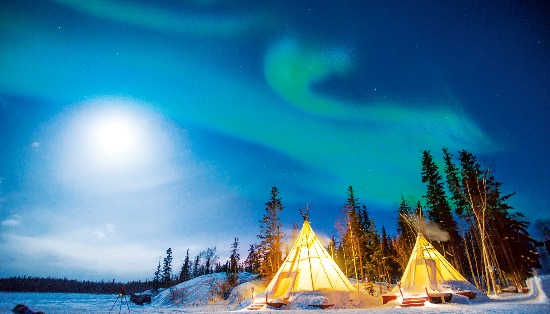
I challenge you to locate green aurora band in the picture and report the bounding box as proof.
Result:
[0,1,496,205]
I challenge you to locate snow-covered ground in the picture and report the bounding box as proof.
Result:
[1,273,549,313]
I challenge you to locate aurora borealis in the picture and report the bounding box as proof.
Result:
[1,1,549,280]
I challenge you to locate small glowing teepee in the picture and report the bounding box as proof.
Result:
[264,220,355,300]
[392,233,474,296]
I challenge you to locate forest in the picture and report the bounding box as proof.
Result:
[155,148,544,296]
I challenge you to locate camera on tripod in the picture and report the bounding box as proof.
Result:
[110,285,131,313]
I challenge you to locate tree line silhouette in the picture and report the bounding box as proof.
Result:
[0,276,150,294]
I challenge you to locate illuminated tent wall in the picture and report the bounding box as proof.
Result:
[392,233,473,296]
[264,220,355,300]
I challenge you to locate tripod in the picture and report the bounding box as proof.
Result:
[109,286,131,314]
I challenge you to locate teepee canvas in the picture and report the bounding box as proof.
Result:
[392,233,475,296]
[264,220,355,300]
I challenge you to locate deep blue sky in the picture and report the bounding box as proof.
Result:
[1,0,549,281]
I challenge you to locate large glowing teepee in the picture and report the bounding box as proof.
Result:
[264,220,355,300]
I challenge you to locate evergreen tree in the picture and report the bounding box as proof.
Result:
[341,186,364,281]
[179,249,191,282]
[257,187,285,280]
[363,215,381,286]
[442,147,469,217]
[162,248,173,289]
[215,262,223,273]
[192,254,201,278]
[244,244,260,273]
[227,237,240,287]
[420,150,464,273]
[153,260,161,291]
[378,225,399,283]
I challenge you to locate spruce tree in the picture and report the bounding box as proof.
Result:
[179,249,191,282]
[244,244,260,274]
[420,150,464,273]
[193,254,201,278]
[153,260,161,290]
[257,187,285,280]
[342,186,365,281]
[442,147,469,217]
[227,237,240,287]
[363,215,381,287]
[381,226,401,283]
[394,196,416,271]
[162,248,173,289]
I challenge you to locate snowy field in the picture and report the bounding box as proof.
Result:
[1,274,549,314]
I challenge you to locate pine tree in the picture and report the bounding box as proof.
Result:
[244,244,260,273]
[442,147,469,217]
[378,226,397,283]
[227,237,240,287]
[341,186,364,282]
[363,215,381,287]
[179,249,191,282]
[153,260,161,291]
[257,187,285,280]
[420,150,464,273]
[162,248,173,289]
[192,253,201,278]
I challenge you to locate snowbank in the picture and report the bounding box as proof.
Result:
[531,274,550,304]
[151,272,264,311]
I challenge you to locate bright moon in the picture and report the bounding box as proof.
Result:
[91,114,139,158]
[57,97,176,192]
[81,104,148,171]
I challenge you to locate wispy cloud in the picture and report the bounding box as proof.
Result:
[93,223,115,241]
[1,214,22,227]
[1,218,21,227]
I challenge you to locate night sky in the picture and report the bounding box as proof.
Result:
[1,0,549,281]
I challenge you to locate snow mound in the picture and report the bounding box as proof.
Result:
[151,272,261,310]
